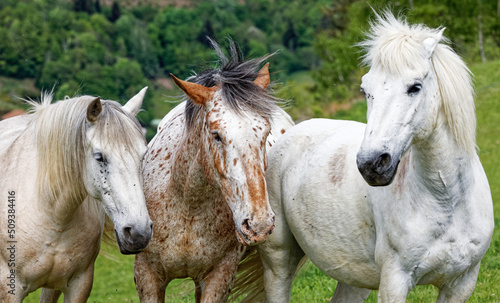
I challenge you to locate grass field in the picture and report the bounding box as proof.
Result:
[24,59,500,302]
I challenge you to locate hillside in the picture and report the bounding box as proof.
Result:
[98,0,191,8]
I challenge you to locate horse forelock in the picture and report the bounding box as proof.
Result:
[359,11,443,75]
[360,11,476,154]
[91,100,146,158]
[184,38,282,131]
[33,94,146,210]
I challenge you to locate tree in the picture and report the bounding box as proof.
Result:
[95,0,101,13]
[478,0,486,62]
[283,21,298,52]
[109,1,121,23]
[73,0,94,14]
[115,15,159,77]
[312,1,367,102]
[197,19,215,47]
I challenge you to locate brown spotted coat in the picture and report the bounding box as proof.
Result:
[134,74,293,302]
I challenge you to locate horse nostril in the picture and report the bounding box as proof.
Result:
[242,218,250,231]
[123,226,132,239]
[375,152,391,173]
[241,219,250,229]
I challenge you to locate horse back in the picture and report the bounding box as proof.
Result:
[0,114,32,158]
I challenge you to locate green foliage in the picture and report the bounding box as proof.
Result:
[312,0,500,104]
[0,0,336,137]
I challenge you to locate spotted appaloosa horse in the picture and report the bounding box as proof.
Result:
[134,39,293,302]
[0,89,152,302]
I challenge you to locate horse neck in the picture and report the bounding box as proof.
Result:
[33,100,91,225]
[409,118,475,204]
[40,177,89,226]
[171,122,215,208]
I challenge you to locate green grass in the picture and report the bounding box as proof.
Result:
[24,60,500,302]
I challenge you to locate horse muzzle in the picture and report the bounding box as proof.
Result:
[356,150,400,186]
[115,220,153,255]
[235,215,275,246]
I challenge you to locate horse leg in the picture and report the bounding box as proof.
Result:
[195,281,202,303]
[257,213,305,303]
[377,261,412,303]
[436,263,480,303]
[198,248,242,303]
[39,289,62,302]
[134,253,169,303]
[62,266,94,303]
[330,282,371,303]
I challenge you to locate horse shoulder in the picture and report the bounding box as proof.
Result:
[469,157,494,224]
[454,157,494,251]
[371,156,494,284]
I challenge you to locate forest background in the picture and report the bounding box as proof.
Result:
[1,0,499,140]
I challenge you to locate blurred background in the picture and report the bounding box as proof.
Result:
[1,0,499,141]
[3,1,500,301]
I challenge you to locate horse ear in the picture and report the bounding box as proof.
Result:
[123,86,148,116]
[423,28,445,59]
[170,74,215,105]
[254,62,270,89]
[87,97,102,123]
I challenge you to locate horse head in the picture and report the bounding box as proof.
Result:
[356,14,447,186]
[83,88,153,254]
[171,63,276,246]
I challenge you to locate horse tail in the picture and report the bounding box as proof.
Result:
[229,248,266,303]
[230,248,309,302]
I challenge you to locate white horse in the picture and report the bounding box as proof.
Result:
[0,88,153,302]
[233,12,495,302]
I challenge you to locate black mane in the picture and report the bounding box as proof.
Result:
[184,38,281,129]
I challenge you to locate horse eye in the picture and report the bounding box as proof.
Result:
[407,83,422,95]
[211,131,222,143]
[94,152,105,162]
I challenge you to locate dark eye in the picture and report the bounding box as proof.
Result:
[211,131,222,143]
[407,83,422,95]
[94,152,105,162]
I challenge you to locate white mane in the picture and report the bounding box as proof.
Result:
[359,11,477,154]
[28,93,145,211]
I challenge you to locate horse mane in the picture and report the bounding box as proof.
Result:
[184,38,282,130]
[359,11,477,154]
[29,93,145,213]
